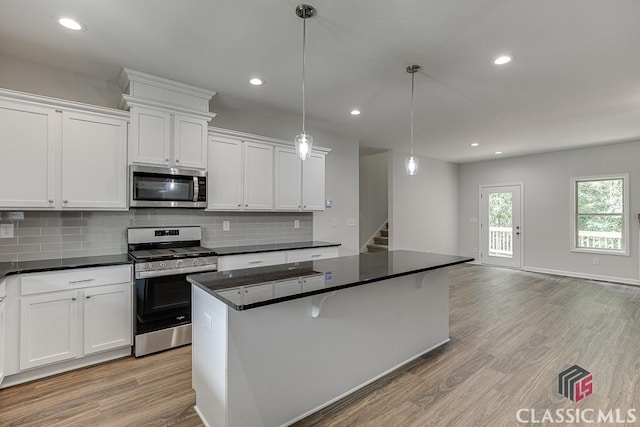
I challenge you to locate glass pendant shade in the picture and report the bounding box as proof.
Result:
[405,154,419,175]
[295,132,313,160]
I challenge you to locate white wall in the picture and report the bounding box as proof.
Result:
[459,140,640,284]
[0,55,121,107]
[212,96,360,256]
[359,152,388,249]
[389,151,459,255]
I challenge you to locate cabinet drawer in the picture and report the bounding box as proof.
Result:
[217,252,287,271]
[21,265,132,296]
[286,247,339,263]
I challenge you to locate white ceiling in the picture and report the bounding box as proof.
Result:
[1,0,639,163]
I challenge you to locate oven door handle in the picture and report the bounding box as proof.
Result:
[193,176,199,202]
[136,264,218,279]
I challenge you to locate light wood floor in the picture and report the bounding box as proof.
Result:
[2,265,639,426]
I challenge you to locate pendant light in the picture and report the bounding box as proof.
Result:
[295,4,316,161]
[405,65,421,175]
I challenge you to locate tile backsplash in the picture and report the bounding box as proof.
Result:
[0,210,313,262]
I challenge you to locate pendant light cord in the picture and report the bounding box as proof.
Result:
[302,16,307,134]
[410,71,415,156]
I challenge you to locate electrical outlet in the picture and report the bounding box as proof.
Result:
[223,221,230,231]
[203,312,212,331]
[0,223,14,238]
[294,220,300,229]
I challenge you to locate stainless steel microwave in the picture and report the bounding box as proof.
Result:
[130,165,207,208]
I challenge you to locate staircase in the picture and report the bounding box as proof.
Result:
[367,223,389,253]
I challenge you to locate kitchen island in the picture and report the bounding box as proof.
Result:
[188,250,473,427]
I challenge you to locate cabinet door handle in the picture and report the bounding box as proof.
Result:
[48,199,54,203]
[86,295,91,299]
[303,205,307,208]
[63,200,68,204]
[71,297,77,301]
[238,204,242,207]
[0,296,5,303]
[175,159,180,163]
[311,254,322,258]
[68,278,95,284]
[165,158,170,162]
[245,204,248,207]
[248,261,263,264]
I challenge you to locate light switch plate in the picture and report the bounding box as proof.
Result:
[0,223,14,238]
[203,312,212,331]
[325,199,333,208]
[223,221,230,231]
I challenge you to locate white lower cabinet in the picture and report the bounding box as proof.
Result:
[285,247,339,263]
[217,251,287,272]
[0,280,6,385]
[83,283,132,355]
[20,290,80,370]
[243,283,274,305]
[17,265,132,372]
[274,279,302,298]
[217,247,339,272]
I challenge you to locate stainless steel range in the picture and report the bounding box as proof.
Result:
[128,226,217,357]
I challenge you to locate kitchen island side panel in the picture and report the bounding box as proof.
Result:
[193,268,449,427]
[192,285,229,427]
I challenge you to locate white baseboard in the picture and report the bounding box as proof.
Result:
[522,265,640,286]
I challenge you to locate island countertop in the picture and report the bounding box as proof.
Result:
[188,250,473,310]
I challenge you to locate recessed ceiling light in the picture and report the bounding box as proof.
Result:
[350,109,361,116]
[58,17,86,31]
[493,55,513,65]
[471,142,479,147]
[495,151,503,155]
[249,78,263,86]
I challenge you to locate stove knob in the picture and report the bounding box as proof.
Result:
[192,259,199,266]
[159,262,166,268]
[147,263,155,270]
[201,258,208,265]
[176,260,184,268]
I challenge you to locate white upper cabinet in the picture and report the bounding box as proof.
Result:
[129,106,171,166]
[61,111,128,210]
[274,147,302,210]
[0,99,56,209]
[207,136,244,210]
[275,147,326,212]
[302,152,326,211]
[128,106,209,169]
[119,68,216,170]
[243,141,274,210]
[173,114,208,169]
[207,128,329,212]
[0,91,129,211]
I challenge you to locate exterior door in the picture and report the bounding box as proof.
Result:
[480,185,522,268]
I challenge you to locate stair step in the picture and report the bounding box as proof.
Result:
[374,236,389,245]
[367,244,388,252]
[379,229,389,237]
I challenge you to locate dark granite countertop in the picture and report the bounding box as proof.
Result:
[188,250,473,311]
[0,254,132,281]
[212,241,340,256]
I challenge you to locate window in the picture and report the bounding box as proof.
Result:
[571,174,629,255]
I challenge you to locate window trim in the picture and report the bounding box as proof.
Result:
[570,173,629,256]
